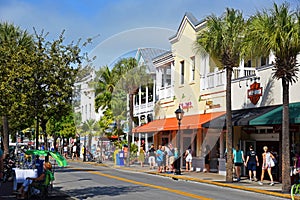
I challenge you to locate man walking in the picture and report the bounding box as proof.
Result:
[245,145,259,181]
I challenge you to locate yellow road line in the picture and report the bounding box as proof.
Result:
[87,170,213,200]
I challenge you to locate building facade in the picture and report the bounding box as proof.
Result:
[133,12,300,179]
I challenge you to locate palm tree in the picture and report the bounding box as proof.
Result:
[0,23,33,156]
[244,3,300,192]
[196,8,245,182]
[95,65,115,110]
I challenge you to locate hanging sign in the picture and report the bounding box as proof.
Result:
[247,82,263,105]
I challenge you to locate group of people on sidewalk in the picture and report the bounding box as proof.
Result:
[233,144,277,186]
[138,143,193,173]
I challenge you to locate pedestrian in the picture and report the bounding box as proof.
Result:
[233,144,245,182]
[167,143,175,172]
[138,146,145,167]
[245,145,259,181]
[185,149,192,172]
[156,145,164,173]
[72,144,78,160]
[161,146,167,172]
[147,144,156,170]
[259,146,275,186]
[63,145,68,159]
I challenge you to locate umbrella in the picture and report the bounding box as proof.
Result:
[25,149,49,156]
[49,151,68,167]
[25,150,68,167]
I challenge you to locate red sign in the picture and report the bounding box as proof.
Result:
[247,82,263,105]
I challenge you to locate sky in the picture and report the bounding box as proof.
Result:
[0,0,298,68]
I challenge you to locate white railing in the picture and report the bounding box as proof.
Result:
[233,67,256,79]
[157,85,173,100]
[201,67,256,90]
[134,102,154,115]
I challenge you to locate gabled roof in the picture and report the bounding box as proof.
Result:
[169,12,206,43]
[135,48,168,73]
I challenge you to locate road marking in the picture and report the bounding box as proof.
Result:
[88,170,213,200]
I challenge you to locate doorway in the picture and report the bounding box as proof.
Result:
[256,141,279,181]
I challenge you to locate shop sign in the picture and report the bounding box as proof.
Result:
[247,82,263,105]
[179,101,193,109]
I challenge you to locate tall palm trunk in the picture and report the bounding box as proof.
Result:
[2,115,9,158]
[127,93,134,166]
[225,67,233,182]
[281,78,290,192]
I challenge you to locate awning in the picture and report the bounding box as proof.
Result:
[202,105,279,128]
[250,102,300,125]
[133,112,225,133]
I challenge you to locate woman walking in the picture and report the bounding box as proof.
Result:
[138,146,145,167]
[233,145,245,182]
[258,146,275,186]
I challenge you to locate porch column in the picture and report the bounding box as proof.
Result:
[145,133,149,152]
[138,133,141,151]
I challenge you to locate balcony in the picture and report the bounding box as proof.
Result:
[201,67,256,90]
[134,101,154,115]
[157,85,173,100]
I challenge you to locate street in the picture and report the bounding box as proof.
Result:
[53,162,288,200]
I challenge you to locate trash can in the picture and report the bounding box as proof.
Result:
[119,151,124,166]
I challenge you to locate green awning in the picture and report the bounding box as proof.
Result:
[249,102,300,125]
[202,105,278,128]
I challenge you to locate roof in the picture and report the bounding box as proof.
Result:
[169,12,206,42]
[136,48,168,73]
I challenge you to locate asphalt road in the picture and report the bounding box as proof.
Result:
[53,162,288,200]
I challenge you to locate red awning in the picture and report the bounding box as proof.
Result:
[133,112,225,133]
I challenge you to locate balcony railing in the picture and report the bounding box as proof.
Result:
[201,67,256,90]
[157,85,173,100]
[134,102,154,115]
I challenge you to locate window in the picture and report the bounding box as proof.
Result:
[162,66,171,87]
[191,56,195,81]
[244,59,251,67]
[260,56,269,66]
[180,61,185,84]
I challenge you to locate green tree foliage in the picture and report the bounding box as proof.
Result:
[0,22,91,152]
[244,2,300,192]
[0,22,35,155]
[197,8,245,182]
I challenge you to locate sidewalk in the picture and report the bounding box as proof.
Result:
[81,160,291,199]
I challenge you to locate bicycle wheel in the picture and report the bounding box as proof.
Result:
[291,184,300,200]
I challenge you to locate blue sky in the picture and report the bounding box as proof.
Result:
[0,0,297,68]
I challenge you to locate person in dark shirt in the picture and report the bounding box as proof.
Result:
[245,145,259,181]
[147,144,156,170]
[34,155,44,177]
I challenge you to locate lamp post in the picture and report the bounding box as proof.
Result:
[174,105,184,175]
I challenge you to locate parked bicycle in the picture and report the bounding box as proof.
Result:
[291,170,300,200]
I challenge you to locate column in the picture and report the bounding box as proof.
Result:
[145,133,149,152]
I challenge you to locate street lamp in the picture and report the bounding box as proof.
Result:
[174,105,184,175]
